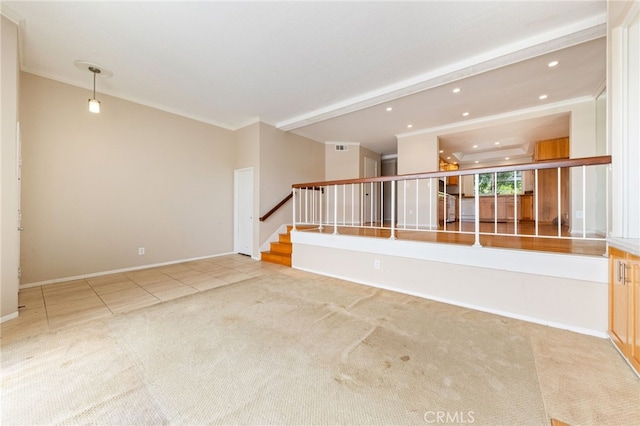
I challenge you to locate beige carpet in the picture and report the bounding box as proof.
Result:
[2,269,639,425]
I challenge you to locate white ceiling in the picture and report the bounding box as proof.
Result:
[2,1,607,164]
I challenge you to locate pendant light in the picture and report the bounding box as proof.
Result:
[74,61,113,114]
[88,66,101,113]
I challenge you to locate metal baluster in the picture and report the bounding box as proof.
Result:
[582,165,586,238]
[443,178,447,232]
[342,184,346,227]
[534,169,539,236]
[333,185,338,235]
[390,180,396,240]
[370,182,374,227]
[351,183,355,226]
[415,179,419,230]
[292,188,297,231]
[380,180,384,228]
[493,172,498,234]
[319,186,323,231]
[474,174,481,247]
[557,167,562,237]
[514,171,518,235]
[403,180,407,229]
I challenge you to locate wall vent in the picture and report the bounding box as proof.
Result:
[335,144,348,151]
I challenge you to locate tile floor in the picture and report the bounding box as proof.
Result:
[2,255,282,341]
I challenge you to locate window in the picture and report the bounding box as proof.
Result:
[476,171,522,195]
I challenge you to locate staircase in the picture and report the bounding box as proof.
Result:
[261,226,293,267]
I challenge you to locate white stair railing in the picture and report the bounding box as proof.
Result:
[292,156,611,247]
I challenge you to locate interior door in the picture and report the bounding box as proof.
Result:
[16,122,22,280]
[234,168,253,256]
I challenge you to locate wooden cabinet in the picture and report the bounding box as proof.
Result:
[535,137,570,224]
[534,137,569,161]
[609,247,640,375]
[479,197,495,221]
[520,194,534,220]
[478,195,519,222]
[439,160,459,185]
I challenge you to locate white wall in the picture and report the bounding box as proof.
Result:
[568,99,600,235]
[234,122,261,258]
[258,123,324,252]
[1,16,20,321]
[291,232,608,336]
[608,1,640,242]
[325,142,360,180]
[20,73,236,285]
[397,133,439,228]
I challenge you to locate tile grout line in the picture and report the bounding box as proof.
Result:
[40,285,51,329]
[86,278,115,316]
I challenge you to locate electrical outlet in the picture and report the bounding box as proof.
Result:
[374,259,380,269]
[138,247,145,255]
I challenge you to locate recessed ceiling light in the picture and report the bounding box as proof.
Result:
[474,161,479,164]
[548,60,559,67]
[446,156,451,160]
[439,150,444,153]
[386,107,393,111]
[452,88,461,93]
[407,124,413,128]
[462,112,469,117]
[453,162,458,165]
[539,94,548,100]
[494,141,500,145]
[505,157,510,160]
[472,144,478,149]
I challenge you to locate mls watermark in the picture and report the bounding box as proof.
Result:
[423,410,475,424]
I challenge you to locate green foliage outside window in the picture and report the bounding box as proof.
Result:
[477,171,522,195]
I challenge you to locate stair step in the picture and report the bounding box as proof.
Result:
[261,251,292,267]
[270,241,292,254]
[279,233,291,244]
[261,225,308,268]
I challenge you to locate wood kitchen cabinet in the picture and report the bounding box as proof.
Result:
[534,137,569,161]
[535,137,570,224]
[609,247,640,375]
[520,194,534,221]
[479,195,519,222]
[439,160,459,185]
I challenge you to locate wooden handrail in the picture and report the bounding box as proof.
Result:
[292,155,612,189]
[260,187,324,221]
[260,193,293,222]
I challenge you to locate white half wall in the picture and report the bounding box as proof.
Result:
[291,232,608,336]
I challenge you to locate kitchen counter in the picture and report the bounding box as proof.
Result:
[608,238,640,257]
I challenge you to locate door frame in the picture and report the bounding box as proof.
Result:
[233,167,254,257]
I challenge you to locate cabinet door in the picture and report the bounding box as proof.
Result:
[495,198,507,221]
[610,248,629,353]
[521,195,533,220]
[535,137,569,161]
[505,198,516,221]
[479,198,494,221]
[630,255,640,373]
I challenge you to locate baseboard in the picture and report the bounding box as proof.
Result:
[293,264,608,339]
[0,311,19,324]
[20,252,236,289]
[608,335,640,379]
